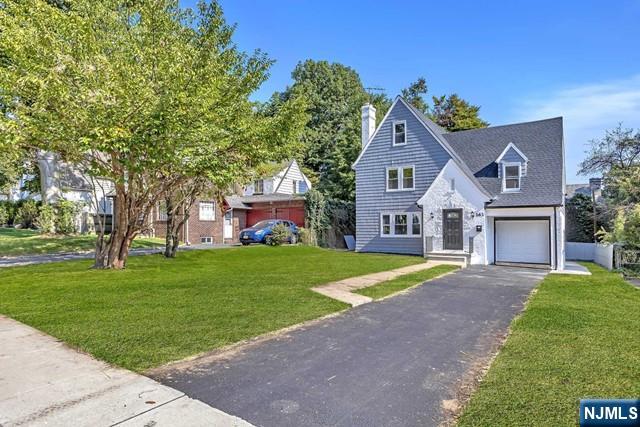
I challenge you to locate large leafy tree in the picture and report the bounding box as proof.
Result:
[399,77,488,132]
[267,60,369,201]
[0,0,305,268]
[579,125,640,245]
[430,94,488,131]
[565,193,608,243]
[401,77,428,114]
[579,124,640,207]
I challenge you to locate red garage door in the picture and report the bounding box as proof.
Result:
[246,209,272,227]
[247,206,305,228]
[279,207,304,227]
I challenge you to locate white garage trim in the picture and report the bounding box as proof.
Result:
[494,217,551,265]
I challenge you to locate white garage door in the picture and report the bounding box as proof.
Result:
[496,219,550,264]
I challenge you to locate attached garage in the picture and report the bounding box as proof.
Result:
[495,218,550,265]
[244,195,306,228]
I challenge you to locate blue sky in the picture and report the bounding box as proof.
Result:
[183,1,640,184]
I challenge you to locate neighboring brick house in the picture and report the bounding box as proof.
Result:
[152,159,312,244]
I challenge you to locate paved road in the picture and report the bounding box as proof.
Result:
[153,266,547,427]
[0,243,235,268]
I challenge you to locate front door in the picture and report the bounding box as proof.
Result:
[443,209,463,250]
[223,210,233,240]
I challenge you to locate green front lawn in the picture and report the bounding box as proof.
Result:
[0,228,163,257]
[0,246,422,371]
[355,264,459,300]
[457,263,640,427]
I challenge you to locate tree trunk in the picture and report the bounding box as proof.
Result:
[170,234,179,257]
[93,183,138,269]
[164,195,178,258]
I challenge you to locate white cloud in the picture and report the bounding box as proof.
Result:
[512,74,640,183]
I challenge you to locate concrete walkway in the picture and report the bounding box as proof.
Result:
[0,315,252,427]
[0,243,236,268]
[549,261,592,276]
[311,260,461,306]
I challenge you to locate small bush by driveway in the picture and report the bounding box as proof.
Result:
[457,263,640,426]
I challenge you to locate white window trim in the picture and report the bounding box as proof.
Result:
[199,201,216,221]
[392,120,407,146]
[502,162,521,193]
[386,165,415,192]
[496,142,529,163]
[380,212,422,238]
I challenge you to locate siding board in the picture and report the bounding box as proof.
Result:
[355,101,451,255]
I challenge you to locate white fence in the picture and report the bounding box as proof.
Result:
[566,241,614,270]
[566,242,595,261]
[594,244,614,270]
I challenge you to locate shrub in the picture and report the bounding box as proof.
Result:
[304,189,327,246]
[266,223,290,246]
[55,199,79,234]
[4,201,18,225]
[15,200,39,229]
[36,203,55,234]
[0,203,9,226]
[298,227,313,246]
[0,201,19,226]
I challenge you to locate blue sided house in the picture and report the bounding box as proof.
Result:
[353,97,566,270]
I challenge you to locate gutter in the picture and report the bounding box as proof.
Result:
[486,203,563,209]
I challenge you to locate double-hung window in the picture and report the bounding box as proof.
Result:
[199,201,215,221]
[254,179,264,194]
[392,120,406,145]
[386,166,414,191]
[381,212,421,237]
[156,201,168,221]
[503,163,521,192]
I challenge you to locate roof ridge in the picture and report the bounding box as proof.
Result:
[448,116,563,135]
[400,97,448,134]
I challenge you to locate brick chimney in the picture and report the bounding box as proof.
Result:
[361,104,376,148]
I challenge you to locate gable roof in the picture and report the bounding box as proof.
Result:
[400,98,494,198]
[443,117,564,207]
[495,142,529,163]
[353,96,492,198]
[273,159,312,193]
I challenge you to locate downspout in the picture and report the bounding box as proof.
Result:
[553,207,558,270]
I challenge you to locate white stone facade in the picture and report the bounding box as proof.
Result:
[418,160,490,265]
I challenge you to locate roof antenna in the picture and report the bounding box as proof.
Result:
[365,87,385,104]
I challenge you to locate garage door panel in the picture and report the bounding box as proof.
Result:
[496,219,550,264]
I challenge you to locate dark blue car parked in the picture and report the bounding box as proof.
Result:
[239,219,299,245]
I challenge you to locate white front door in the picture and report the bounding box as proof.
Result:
[495,219,550,265]
[224,210,233,239]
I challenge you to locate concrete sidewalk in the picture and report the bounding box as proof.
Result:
[0,315,252,427]
[311,260,461,306]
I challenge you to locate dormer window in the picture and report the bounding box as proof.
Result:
[503,163,521,192]
[392,120,406,146]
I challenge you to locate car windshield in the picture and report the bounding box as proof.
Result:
[252,220,276,229]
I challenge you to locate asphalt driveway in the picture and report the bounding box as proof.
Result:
[152,265,547,427]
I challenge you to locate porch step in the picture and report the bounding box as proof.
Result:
[425,253,470,268]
